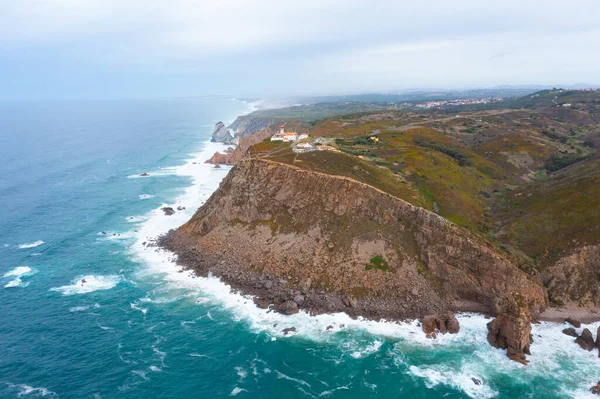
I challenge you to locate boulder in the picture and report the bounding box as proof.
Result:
[299,278,312,293]
[293,294,305,306]
[264,280,273,289]
[565,317,582,328]
[486,293,532,365]
[253,297,270,309]
[596,326,600,354]
[282,327,297,335]
[278,300,299,315]
[575,328,595,351]
[422,313,460,338]
[139,173,150,177]
[591,381,600,395]
[471,378,481,386]
[177,206,186,211]
[562,328,578,337]
[162,207,175,216]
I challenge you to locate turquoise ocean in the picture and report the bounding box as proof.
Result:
[0,97,599,399]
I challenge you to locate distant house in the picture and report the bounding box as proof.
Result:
[283,132,298,142]
[293,142,315,153]
[298,133,309,140]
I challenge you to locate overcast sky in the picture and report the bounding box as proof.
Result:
[1,0,599,99]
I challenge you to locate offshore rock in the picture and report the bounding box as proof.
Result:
[562,328,578,337]
[422,313,460,338]
[161,207,175,216]
[487,293,533,365]
[211,122,234,144]
[575,328,595,351]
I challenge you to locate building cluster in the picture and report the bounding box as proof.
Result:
[415,97,503,109]
[271,125,309,142]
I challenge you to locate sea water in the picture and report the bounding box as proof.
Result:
[0,98,598,399]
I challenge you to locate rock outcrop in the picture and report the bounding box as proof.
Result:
[422,313,460,338]
[575,328,595,351]
[161,158,546,321]
[486,293,533,365]
[211,122,234,144]
[591,381,600,395]
[543,245,600,306]
[206,128,272,165]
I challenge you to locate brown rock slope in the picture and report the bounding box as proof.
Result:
[205,128,272,165]
[162,157,546,320]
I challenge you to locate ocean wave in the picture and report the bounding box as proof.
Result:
[138,194,155,199]
[127,168,177,179]
[3,266,36,288]
[7,383,58,398]
[230,387,247,396]
[18,240,45,249]
[4,266,33,278]
[49,275,120,296]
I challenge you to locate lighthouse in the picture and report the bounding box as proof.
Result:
[280,124,285,135]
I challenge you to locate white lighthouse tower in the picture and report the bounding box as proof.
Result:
[280,124,285,135]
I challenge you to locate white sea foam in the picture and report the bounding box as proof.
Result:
[230,387,247,396]
[139,194,155,199]
[49,275,120,295]
[18,240,45,249]
[4,266,33,278]
[69,305,90,312]
[3,266,36,288]
[8,383,58,398]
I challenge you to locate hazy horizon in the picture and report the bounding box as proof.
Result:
[1,0,599,100]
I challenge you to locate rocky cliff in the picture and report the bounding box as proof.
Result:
[205,128,272,165]
[162,158,547,321]
[228,115,273,138]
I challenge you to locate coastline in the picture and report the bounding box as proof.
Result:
[128,107,600,398]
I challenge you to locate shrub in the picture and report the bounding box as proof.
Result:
[413,137,472,166]
[365,255,389,271]
[544,154,588,172]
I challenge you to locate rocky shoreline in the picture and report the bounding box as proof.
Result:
[158,231,439,322]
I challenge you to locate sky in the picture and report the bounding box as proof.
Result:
[1,0,599,99]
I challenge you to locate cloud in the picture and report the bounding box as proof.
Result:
[0,0,599,97]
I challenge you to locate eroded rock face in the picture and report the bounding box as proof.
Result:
[206,128,272,165]
[163,158,546,321]
[422,313,460,338]
[211,121,234,144]
[487,293,533,365]
[543,245,600,306]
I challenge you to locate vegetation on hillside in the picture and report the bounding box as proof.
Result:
[248,89,600,274]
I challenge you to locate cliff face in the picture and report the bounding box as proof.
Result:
[205,128,272,165]
[164,158,547,320]
[543,245,600,306]
[228,116,273,138]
